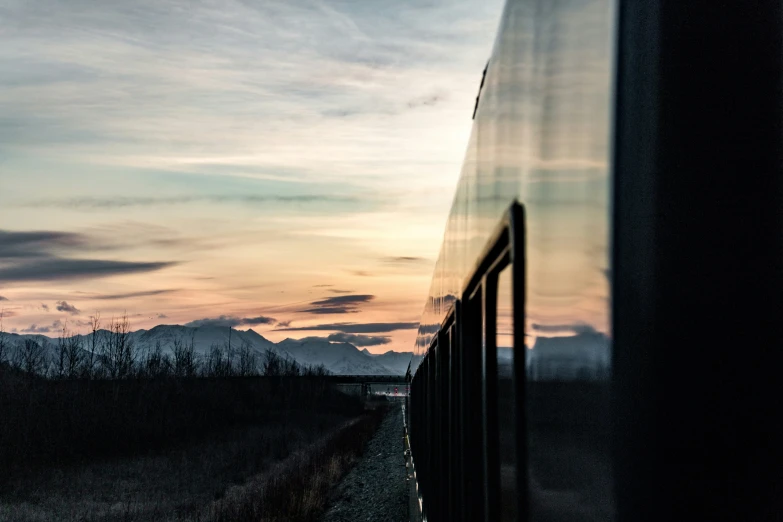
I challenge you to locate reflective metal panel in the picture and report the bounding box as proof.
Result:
[414,0,614,360]
[413,0,616,518]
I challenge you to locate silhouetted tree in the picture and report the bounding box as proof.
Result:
[84,313,101,378]
[139,340,172,378]
[237,340,257,377]
[100,314,135,379]
[263,349,282,376]
[172,332,198,377]
[13,338,45,375]
[64,333,84,379]
[205,343,234,377]
[0,309,7,366]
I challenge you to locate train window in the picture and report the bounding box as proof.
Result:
[495,264,516,521]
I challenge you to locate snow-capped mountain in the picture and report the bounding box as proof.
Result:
[130,325,279,356]
[278,337,397,375]
[371,350,421,375]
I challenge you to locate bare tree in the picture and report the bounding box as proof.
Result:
[282,355,301,377]
[13,338,45,375]
[0,309,7,366]
[263,348,282,376]
[303,363,330,377]
[237,340,257,377]
[64,332,84,379]
[54,320,68,379]
[100,313,135,379]
[84,313,101,378]
[172,332,198,377]
[205,343,233,377]
[141,340,171,378]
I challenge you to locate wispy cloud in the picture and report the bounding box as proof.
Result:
[382,256,428,264]
[22,320,63,334]
[157,313,168,319]
[0,295,7,301]
[55,300,80,315]
[326,332,391,347]
[300,294,374,315]
[22,194,362,210]
[0,229,178,284]
[41,303,50,312]
[531,323,598,335]
[310,295,374,305]
[406,92,447,109]
[184,315,276,328]
[277,321,418,333]
[0,258,177,283]
[86,289,178,300]
[0,230,87,259]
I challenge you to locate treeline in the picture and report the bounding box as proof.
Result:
[0,313,328,380]
[0,314,364,483]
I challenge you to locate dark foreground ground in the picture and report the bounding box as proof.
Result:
[320,403,407,522]
[0,373,387,522]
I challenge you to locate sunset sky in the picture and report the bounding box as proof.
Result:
[0,0,504,352]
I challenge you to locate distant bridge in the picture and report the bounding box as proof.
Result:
[320,375,405,383]
[328,376,408,398]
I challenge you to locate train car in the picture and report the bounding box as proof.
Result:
[405,0,783,521]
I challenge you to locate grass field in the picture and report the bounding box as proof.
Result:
[0,368,387,521]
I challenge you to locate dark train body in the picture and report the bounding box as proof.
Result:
[405,0,783,521]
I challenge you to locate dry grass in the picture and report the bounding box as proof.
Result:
[0,370,380,522]
[0,411,369,522]
[209,408,386,522]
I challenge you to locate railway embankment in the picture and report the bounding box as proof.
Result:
[321,403,407,522]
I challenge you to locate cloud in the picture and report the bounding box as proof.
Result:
[87,289,178,300]
[310,294,374,306]
[184,315,276,328]
[531,323,598,335]
[276,321,418,333]
[276,320,291,327]
[41,303,50,311]
[157,313,168,319]
[326,332,391,347]
[23,194,360,210]
[0,230,177,284]
[0,295,7,301]
[22,324,51,333]
[0,310,18,318]
[312,284,333,288]
[383,256,428,263]
[22,319,63,334]
[327,289,353,294]
[0,258,177,283]
[0,230,87,259]
[301,294,374,315]
[417,323,441,335]
[300,306,359,315]
[406,92,446,109]
[56,300,80,315]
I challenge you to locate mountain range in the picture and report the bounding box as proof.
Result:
[0,324,419,376]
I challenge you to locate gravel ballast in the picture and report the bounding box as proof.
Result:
[320,404,407,522]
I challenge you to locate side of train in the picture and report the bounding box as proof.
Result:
[406,0,783,521]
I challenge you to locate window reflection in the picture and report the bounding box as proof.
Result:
[496,265,516,521]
